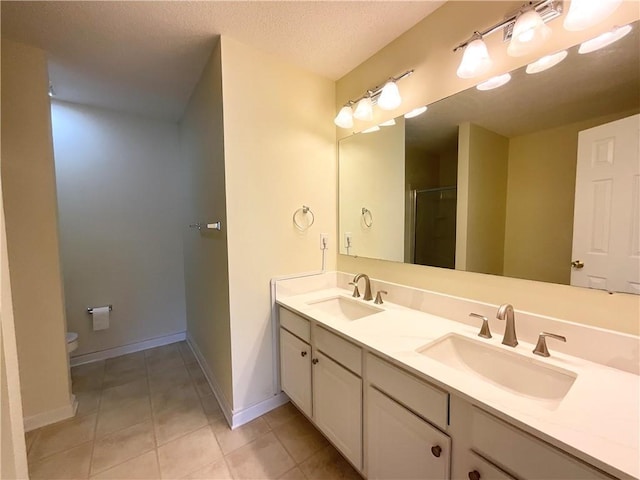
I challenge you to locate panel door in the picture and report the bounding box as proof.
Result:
[367,386,451,480]
[312,351,362,470]
[279,328,311,417]
[571,114,640,293]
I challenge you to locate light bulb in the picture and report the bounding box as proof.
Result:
[362,125,380,134]
[404,106,427,119]
[334,105,354,128]
[377,81,402,110]
[526,50,568,74]
[379,119,396,127]
[354,97,374,121]
[456,37,493,79]
[476,73,511,91]
[564,0,623,31]
[578,24,632,54]
[507,9,551,57]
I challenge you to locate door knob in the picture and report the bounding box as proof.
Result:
[300,351,307,357]
[312,358,319,365]
[571,260,584,269]
[431,445,442,457]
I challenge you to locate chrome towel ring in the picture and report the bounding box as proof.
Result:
[293,205,315,231]
[362,207,373,228]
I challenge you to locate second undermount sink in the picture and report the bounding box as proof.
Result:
[306,296,383,321]
[418,334,577,406]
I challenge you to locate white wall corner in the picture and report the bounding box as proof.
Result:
[23,395,77,432]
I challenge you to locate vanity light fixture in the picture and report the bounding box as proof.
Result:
[578,24,632,54]
[456,33,493,79]
[362,125,381,134]
[563,0,623,31]
[525,50,568,74]
[48,83,55,97]
[333,69,414,128]
[476,73,512,91]
[507,7,552,57]
[404,106,427,119]
[379,119,396,126]
[334,104,354,129]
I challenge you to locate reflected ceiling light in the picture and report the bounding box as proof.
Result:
[353,96,374,121]
[379,119,396,126]
[362,125,380,134]
[507,8,551,57]
[48,83,55,97]
[563,0,623,31]
[578,24,632,54]
[378,81,402,110]
[477,73,512,91]
[456,33,493,79]
[526,50,568,74]
[404,106,427,119]
[334,104,354,129]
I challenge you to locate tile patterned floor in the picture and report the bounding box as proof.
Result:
[25,341,362,479]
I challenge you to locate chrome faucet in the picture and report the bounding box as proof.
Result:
[353,273,373,301]
[496,303,518,347]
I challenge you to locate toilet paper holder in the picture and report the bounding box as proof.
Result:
[87,305,113,314]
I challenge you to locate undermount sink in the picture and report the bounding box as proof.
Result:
[418,334,577,406]
[306,296,383,321]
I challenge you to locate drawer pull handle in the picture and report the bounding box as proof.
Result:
[301,351,307,357]
[312,358,319,365]
[431,445,442,457]
[468,470,481,480]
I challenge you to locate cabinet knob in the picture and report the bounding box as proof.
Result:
[468,470,481,480]
[300,351,307,357]
[431,445,442,457]
[312,358,319,365]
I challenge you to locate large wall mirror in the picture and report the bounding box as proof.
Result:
[339,21,640,294]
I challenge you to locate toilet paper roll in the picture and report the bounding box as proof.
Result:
[92,306,110,331]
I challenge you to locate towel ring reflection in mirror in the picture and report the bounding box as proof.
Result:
[362,207,373,228]
[293,205,315,231]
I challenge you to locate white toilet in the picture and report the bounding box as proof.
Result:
[66,332,79,354]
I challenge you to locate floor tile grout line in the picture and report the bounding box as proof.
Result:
[143,349,162,477]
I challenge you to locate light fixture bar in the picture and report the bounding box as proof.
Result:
[453,0,561,52]
[348,69,414,106]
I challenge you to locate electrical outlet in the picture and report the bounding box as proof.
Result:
[320,233,329,250]
[344,232,353,248]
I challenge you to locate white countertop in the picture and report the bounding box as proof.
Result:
[277,286,640,480]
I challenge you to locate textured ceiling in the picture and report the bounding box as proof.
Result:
[1,1,445,120]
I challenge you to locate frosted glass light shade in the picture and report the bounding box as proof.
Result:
[579,24,632,54]
[354,97,374,121]
[507,9,551,57]
[526,50,568,74]
[379,119,396,126]
[362,125,380,133]
[404,106,427,119]
[334,105,354,128]
[378,81,402,110]
[564,0,623,31]
[477,73,511,91]
[457,38,493,79]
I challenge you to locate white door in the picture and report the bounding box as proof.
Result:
[367,387,451,479]
[571,114,640,293]
[279,329,312,417]
[312,351,362,470]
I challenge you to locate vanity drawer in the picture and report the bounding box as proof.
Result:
[465,451,515,480]
[366,354,448,430]
[471,408,613,479]
[314,326,362,375]
[279,307,310,343]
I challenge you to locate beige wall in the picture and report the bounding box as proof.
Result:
[457,123,508,275]
[340,119,405,261]
[504,109,640,284]
[220,36,336,411]
[1,40,73,419]
[180,40,234,408]
[51,101,187,356]
[336,1,640,335]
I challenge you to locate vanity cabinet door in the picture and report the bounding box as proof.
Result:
[367,386,451,480]
[313,351,362,470]
[280,328,312,417]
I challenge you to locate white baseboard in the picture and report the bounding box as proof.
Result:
[69,332,186,367]
[185,334,289,430]
[24,395,78,432]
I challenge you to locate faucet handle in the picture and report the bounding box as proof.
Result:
[469,313,492,339]
[349,282,360,298]
[374,290,388,305]
[533,332,567,357]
